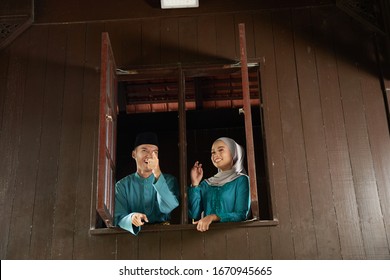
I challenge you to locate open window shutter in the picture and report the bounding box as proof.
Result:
[239,23,260,219]
[97,32,118,227]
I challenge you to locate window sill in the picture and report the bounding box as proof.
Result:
[89,219,279,235]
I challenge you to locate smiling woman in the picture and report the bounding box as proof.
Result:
[188,137,251,232]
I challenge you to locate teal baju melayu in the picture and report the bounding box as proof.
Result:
[115,172,179,235]
[188,175,250,222]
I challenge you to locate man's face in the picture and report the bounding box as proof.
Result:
[132,144,159,173]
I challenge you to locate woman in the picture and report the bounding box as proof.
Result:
[188,137,250,232]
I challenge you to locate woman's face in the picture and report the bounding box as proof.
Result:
[211,140,233,171]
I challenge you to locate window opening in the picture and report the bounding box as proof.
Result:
[95,30,273,231]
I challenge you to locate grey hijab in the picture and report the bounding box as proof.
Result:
[205,137,247,186]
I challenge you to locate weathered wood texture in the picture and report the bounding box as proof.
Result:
[33,0,335,24]
[1,5,389,259]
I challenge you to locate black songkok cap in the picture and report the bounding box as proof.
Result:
[134,132,159,149]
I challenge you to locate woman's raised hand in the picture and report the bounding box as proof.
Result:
[190,161,203,186]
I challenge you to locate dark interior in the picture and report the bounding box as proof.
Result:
[116,105,271,222]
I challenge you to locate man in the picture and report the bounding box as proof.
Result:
[115,132,179,235]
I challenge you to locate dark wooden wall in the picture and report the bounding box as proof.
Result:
[1,5,390,259]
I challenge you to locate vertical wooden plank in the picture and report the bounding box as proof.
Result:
[51,23,86,259]
[120,20,142,67]
[312,7,365,260]
[253,11,295,260]
[226,228,249,259]
[161,18,179,64]
[117,234,139,260]
[160,231,182,259]
[292,8,341,259]
[138,232,160,259]
[334,13,388,259]
[273,9,318,259]
[248,227,272,259]
[105,21,124,67]
[215,14,237,60]
[0,31,29,259]
[5,25,48,259]
[28,24,67,259]
[142,18,161,65]
[179,17,198,63]
[73,22,116,259]
[197,15,217,61]
[371,36,390,250]
[360,59,390,258]
[355,31,390,260]
[181,231,205,259]
[204,230,227,259]
[0,45,10,130]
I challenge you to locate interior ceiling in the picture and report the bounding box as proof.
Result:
[123,67,260,114]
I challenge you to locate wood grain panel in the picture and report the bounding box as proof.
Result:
[215,14,237,60]
[142,18,162,65]
[354,30,390,260]
[116,234,139,259]
[181,231,205,259]
[363,39,390,253]
[0,29,29,259]
[33,0,335,24]
[197,15,217,61]
[204,230,227,259]
[0,45,9,130]
[138,232,160,259]
[273,9,317,259]
[120,20,142,67]
[51,23,87,259]
[161,18,179,64]
[292,8,341,259]
[1,4,390,261]
[6,25,48,259]
[226,228,249,259]
[73,22,116,259]
[28,24,67,259]
[334,14,387,259]
[311,7,365,260]
[0,0,32,16]
[105,21,124,67]
[360,66,390,258]
[253,11,295,260]
[248,227,272,259]
[179,17,198,63]
[160,231,183,259]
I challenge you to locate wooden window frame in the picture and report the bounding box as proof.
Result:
[96,32,118,228]
[92,29,278,234]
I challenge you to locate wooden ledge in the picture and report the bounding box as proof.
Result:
[89,219,279,235]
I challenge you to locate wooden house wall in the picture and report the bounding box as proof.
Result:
[1,5,390,260]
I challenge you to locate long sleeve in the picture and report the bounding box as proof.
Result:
[114,180,141,235]
[187,184,204,220]
[114,173,179,236]
[153,174,179,214]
